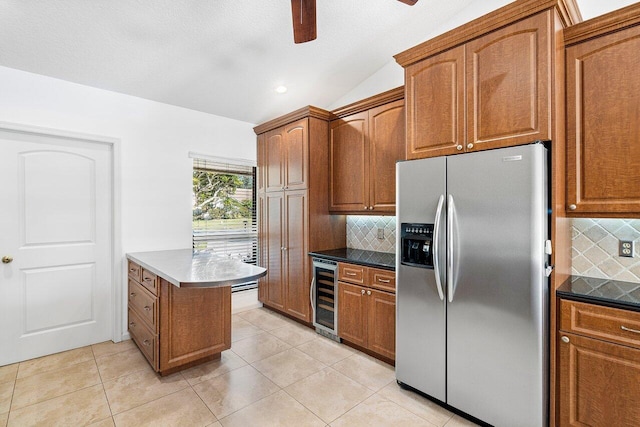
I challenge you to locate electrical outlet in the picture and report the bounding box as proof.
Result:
[619,240,634,257]
[377,228,384,240]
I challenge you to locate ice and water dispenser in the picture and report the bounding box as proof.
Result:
[400,223,434,268]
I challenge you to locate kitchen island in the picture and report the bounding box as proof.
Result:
[126,249,266,375]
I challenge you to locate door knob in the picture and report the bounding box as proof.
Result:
[2,256,13,264]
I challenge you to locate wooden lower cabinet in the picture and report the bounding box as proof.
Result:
[558,299,640,426]
[558,332,640,426]
[127,261,231,375]
[337,280,396,360]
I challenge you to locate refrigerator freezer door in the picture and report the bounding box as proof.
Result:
[446,144,548,426]
[396,157,447,402]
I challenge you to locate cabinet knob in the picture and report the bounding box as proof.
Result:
[456,145,463,151]
[561,336,570,343]
[568,204,577,211]
[363,206,369,210]
[130,292,136,297]
[366,290,371,296]
[361,289,366,295]
[283,247,287,251]
[369,206,374,210]
[143,339,151,346]
[467,143,474,149]
[144,305,151,311]
[129,322,136,328]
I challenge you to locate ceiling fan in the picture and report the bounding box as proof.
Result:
[291,0,419,44]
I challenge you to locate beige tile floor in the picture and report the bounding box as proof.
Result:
[0,307,480,427]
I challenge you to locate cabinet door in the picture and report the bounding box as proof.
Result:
[284,119,309,191]
[265,129,285,192]
[558,332,640,426]
[466,12,550,151]
[566,24,640,214]
[367,289,396,360]
[257,192,267,302]
[264,192,285,310]
[256,133,266,194]
[284,190,310,322]
[330,112,369,212]
[405,45,465,159]
[337,282,367,347]
[369,99,405,213]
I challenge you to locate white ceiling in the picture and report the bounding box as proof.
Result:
[0,0,636,125]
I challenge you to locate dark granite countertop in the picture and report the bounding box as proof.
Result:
[557,276,640,312]
[309,248,395,270]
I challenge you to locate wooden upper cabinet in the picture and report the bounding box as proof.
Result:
[565,13,640,215]
[284,119,308,191]
[466,12,550,150]
[329,88,405,214]
[405,45,465,159]
[256,134,266,194]
[330,111,369,212]
[264,129,284,192]
[369,100,405,212]
[264,118,309,192]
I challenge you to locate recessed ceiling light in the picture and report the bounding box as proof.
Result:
[275,85,288,94]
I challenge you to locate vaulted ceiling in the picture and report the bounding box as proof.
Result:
[0,0,635,124]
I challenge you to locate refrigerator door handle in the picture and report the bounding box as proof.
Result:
[447,194,456,303]
[433,194,445,301]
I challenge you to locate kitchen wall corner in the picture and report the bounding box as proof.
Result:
[571,218,640,283]
[346,215,396,254]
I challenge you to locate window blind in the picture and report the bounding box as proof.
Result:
[192,156,257,292]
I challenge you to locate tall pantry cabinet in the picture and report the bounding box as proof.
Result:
[255,107,346,323]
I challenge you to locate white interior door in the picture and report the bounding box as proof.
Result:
[0,128,113,366]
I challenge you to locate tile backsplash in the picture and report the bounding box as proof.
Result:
[346,216,396,254]
[572,218,640,283]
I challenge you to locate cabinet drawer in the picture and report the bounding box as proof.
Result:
[338,263,367,285]
[128,260,142,282]
[369,268,396,293]
[141,268,158,295]
[128,279,158,331]
[560,299,640,349]
[128,308,157,369]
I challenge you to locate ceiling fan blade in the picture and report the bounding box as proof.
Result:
[291,0,317,44]
[398,0,418,5]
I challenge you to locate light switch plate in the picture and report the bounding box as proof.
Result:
[619,240,634,257]
[377,228,384,240]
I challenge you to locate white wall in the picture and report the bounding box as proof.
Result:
[0,65,257,338]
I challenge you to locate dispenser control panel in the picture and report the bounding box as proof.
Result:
[401,223,434,268]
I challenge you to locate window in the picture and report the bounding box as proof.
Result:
[191,154,257,292]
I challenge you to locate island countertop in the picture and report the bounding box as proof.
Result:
[127,249,267,288]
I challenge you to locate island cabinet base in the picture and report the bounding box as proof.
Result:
[127,260,231,376]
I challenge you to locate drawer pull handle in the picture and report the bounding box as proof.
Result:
[346,272,357,276]
[377,279,391,283]
[621,325,640,335]
[129,322,136,328]
[144,305,151,311]
[143,339,151,346]
[144,277,153,282]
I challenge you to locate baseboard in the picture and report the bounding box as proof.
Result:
[232,288,262,314]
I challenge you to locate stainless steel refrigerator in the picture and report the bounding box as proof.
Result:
[396,144,550,427]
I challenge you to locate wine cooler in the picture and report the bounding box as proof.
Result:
[310,258,339,340]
